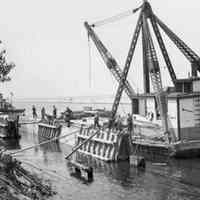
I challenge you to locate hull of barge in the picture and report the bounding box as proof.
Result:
[132,139,200,159]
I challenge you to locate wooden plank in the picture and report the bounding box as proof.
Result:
[38,123,58,129]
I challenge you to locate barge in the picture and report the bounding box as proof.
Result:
[131,86,200,158]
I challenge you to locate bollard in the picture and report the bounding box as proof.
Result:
[68,160,94,182]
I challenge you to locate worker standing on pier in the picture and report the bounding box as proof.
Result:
[94,113,100,128]
[41,107,45,120]
[65,107,72,127]
[53,105,57,119]
[32,105,37,119]
[116,115,123,131]
[127,113,133,138]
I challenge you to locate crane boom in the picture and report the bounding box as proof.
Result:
[155,15,200,73]
[142,12,169,134]
[110,13,143,121]
[149,14,177,86]
[84,22,136,99]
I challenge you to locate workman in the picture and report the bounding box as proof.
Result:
[32,105,37,119]
[65,107,72,127]
[149,111,154,121]
[53,105,57,119]
[165,131,172,144]
[94,113,100,128]
[115,115,122,131]
[108,118,114,129]
[127,113,133,132]
[41,107,45,120]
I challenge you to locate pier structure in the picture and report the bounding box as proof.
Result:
[76,126,131,161]
[38,122,62,140]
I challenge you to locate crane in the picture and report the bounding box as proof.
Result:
[85,0,200,140]
[110,0,200,127]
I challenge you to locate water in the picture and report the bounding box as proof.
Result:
[2,100,200,200]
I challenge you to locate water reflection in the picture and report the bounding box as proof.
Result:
[0,138,21,150]
[38,135,61,153]
[73,152,145,188]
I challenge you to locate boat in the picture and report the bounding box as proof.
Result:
[0,93,25,139]
[60,106,111,121]
[74,0,200,160]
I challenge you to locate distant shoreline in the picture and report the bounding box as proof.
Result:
[13,100,131,105]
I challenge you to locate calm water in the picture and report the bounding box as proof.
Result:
[3,100,200,200]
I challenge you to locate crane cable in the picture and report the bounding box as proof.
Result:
[88,35,92,88]
[91,4,142,28]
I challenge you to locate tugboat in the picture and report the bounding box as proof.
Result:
[74,0,200,160]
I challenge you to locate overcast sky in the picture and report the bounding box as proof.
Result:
[0,0,199,99]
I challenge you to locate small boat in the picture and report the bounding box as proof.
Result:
[60,107,111,121]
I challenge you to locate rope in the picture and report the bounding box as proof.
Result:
[88,35,92,88]
[9,129,79,155]
[92,5,142,28]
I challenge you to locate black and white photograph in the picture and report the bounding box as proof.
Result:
[0,0,200,199]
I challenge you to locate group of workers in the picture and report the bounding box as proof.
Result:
[32,104,134,131]
[64,107,72,127]
[32,105,72,127]
[32,105,57,120]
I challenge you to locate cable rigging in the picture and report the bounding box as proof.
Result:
[91,5,142,28]
[88,35,92,88]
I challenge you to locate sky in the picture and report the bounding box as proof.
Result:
[0,0,200,99]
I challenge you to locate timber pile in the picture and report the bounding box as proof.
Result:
[0,150,56,200]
